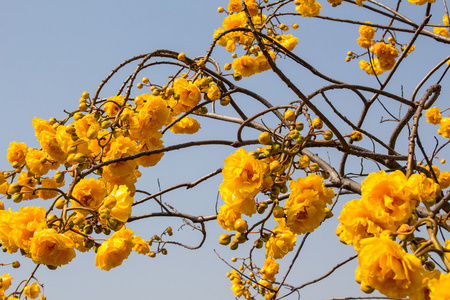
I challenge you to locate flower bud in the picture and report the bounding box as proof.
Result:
[219,234,232,245]
[350,130,363,141]
[272,206,285,218]
[220,96,231,106]
[12,261,20,268]
[312,118,323,129]
[258,132,272,145]
[234,219,248,233]
[296,122,304,131]
[284,109,295,122]
[229,241,239,250]
[323,130,333,140]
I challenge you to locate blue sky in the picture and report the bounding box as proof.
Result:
[1,1,449,299]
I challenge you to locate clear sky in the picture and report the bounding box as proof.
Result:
[0,1,449,300]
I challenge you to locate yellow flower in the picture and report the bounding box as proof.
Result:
[286,190,328,234]
[55,125,90,157]
[406,173,441,205]
[428,272,450,299]
[23,282,40,299]
[359,22,375,40]
[362,170,414,228]
[228,0,243,13]
[136,133,164,167]
[171,79,201,115]
[17,171,38,201]
[255,51,276,73]
[357,37,372,49]
[104,136,138,177]
[95,228,134,271]
[438,171,450,189]
[296,2,322,17]
[245,0,259,16]
[132,236,150,255]
[219,186,257,217]
[219,148,264,216]
[74,114,101,140]
[286,174,334,207]
[425,107,442,125]
[357,235,424,299]
[213,28,229,47]
[38,130,67,164]
[371,42,399,61]
[232,56,258,77]
[336,198,384,250]
[169,116,201,134]
[222,12,247,37]
[280,34,299,52]
[72,177,107,209]
[217,204,241,231]
[438,117,450,138]
[32,118,55,142]
[29,228,76,267]
[109,185,134,223]
[10,206,47,253]
[102,167,139,197]
[0,210,17,253]
[104,96,123,117]
[25,149,56,177]
[7,142,28,167]
[433,27,449,38]
[0,273,13,291]
[261,258,279,281]
[265,226,297,259]
[138,95,170,138]
[207,84,221,101]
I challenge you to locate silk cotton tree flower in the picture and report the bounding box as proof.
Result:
[29,228,76,267]
[95,228,134,271]
[219,148,265,216]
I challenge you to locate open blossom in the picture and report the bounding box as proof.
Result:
[103,95,123,117]
[0,210,18,253]
[406,173,441,205]
[232,56,258,77]
[280,34,299,52]
[29,229,76,267]
[217,203,241,231]
[109,185,134,223]
[10,206,47,253]
[286,191,328,234]
[425,107,442,125]
[95,228,134,271]
[361,170,415,228]
[74,114,101,140]
[104,136,138,177]
[138,94,170,137]
[136,133,165,167]
[72,177,107,209]
[359,22,375,40]
[265,225,297,259]
[169,116,201,134]
[132,235,150,255]
[7,142,28,166]
[438,117,450,138]
[219,148,264,216]
[428,269,450,299]
[357,235,424,299]
[336,198,385,250]
[261,258,279,282]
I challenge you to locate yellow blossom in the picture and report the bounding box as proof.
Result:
[232,56,258,77]
[286,190,328,234]
[95,228,134,271]
[132,236,150,255]
[265,226,297,259]
[169,116,201,134]
[0,273,13,291]
[104,136,138,177]
[17,171,38,201]
[23,282,40,299]
[74,114,101,140]
[7,142,28,167]
[30,228,76,267]
[228,0,243,13]
[0,210,17,253]
[25,149,56,177]
[438,171,450,189]
[32,118,55,142]
[103,96,123,117]
[171,79,202,115]
[406,173,441,205]
[138,95,170,138]
[438,117,450,138]
[37,177,63,200]
[357,235,424,299]
[217,204,242,231]
[280,34,299,52]
[72,177,107,209]
[222,12,247,37]
[433,27,449,38]
[136,133,165,167]
[359,22,375,40]
[10,206,47,253]
[296,2,322,17]
[109,185,134,223]
[38,130,67,164]
[425,107,442,125]
[261,258,279,281]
